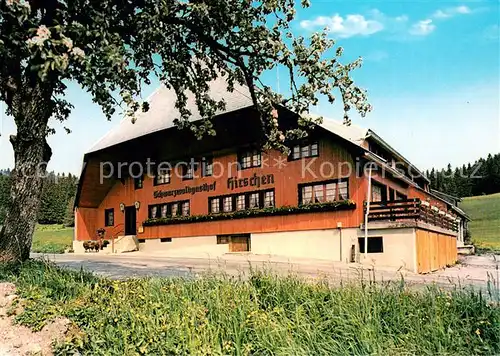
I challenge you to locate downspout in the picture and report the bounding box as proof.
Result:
[338,224,343,262]
[364,165,373,260]
[73,207,78,243]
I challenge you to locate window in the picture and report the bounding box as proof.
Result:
[252,152,261,167]
[389,188,395,201]
[249,192,260,209]
[264,191,275,207]
[134,176,143,189]
[171,203,178,216]
[371,182,387,202]
[182,162,195,180]
[236,195,246,211]
[325,183,336,202]
[311,143,319,156]
[301,145,309,158]
[338,180,348,200]
[217,236,230,244]
[299,179,349,205]
[371,184,382,202]
[313,185,324,203]
[368,142,389,162]
[154,168,170,185]
[160,238,172,243]
[210,197,220,213]
[150,205,159,219]
[239,150,261,169]
[209,189,274,214]
[289,142,319,160]
[202,157,213,177]
[301,186,313,204]
[358,237,384,253]
[388,188,407,201]
[223,196,233,212]
[181,201,190,216]
[149,200,190,219]
[105,208,114,226]
[396,192,407,201]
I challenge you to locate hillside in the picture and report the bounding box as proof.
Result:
[460,192,500,251]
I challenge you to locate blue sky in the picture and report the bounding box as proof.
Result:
[0,0,498,174]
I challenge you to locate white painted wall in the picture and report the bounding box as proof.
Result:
[251,229,358,262]
[357,228,416,272]
[72,240,85,254]
[138,235,228,258]
[73,228,418,273]
[457,221,465,247]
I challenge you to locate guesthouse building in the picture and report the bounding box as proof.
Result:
[74,80,467,273]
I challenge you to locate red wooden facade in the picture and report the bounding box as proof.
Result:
[76,136,367,240]
[75,125,458,242]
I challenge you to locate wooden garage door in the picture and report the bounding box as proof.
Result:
[416,229,431,273]
[230,235,250,252]
[416,229,457,273]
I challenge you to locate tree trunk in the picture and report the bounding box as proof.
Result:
[0,84,53,262]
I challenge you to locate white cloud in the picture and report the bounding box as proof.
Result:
[409,19,436,36]
[300,13,384,38]
[394,15,409,22]
[368,9,407,22]
[300,6,478,40]
[299,9,411,39]
[432,5,471,19]
[456,5,472,14]
[432,10,449,19]
[300,7,474,40]
[406,5,474,38]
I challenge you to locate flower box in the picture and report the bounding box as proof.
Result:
[143,200,356,227]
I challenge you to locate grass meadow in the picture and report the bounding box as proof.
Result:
[1,260,499,355]
[31,224,74,254]
[461,193,500,252]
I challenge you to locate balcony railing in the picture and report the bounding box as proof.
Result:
[365,198,458,232]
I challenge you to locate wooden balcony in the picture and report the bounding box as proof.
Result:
[365,199,458,232]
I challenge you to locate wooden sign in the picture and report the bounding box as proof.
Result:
[154,182,216,199]
[227,174,275,190]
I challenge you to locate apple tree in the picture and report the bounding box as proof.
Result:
[0,0,370,261]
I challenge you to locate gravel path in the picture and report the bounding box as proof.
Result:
[32,252,500,289]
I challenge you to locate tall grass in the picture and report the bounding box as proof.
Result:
[1,261,499,355]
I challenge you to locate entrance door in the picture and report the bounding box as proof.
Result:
[230,234,250,252]
[125,206,137,235]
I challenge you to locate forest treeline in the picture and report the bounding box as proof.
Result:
[0,169,77,226]
[426,153,500,198]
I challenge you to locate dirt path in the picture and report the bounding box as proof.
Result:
[0,283,71,356]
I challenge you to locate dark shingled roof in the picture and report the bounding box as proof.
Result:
[88,77,254,153]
